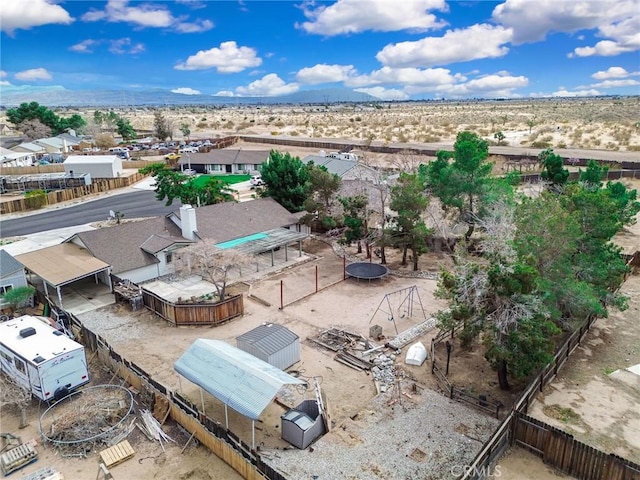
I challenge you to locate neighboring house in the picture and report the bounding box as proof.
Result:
[303,154,380,182]
[63,155,123,178]
[0,250,28,310]
[177,149,269,175]
[0,150,36,167]
[34,137,71,153]
[11,142,46,155]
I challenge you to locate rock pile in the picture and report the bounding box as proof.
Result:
[371,352,399,393]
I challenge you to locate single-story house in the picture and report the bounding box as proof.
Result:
[11,142,46,155]
[177,149,270,175]
[63,155,123,178]
[303,154,380,182]
[34,137,74,153]
[0,250,28,310]
[0,150,36,167]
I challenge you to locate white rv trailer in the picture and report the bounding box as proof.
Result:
[0,315,89,401]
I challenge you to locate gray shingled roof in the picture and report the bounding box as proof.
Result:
[178,149,270,166]
[304,155,357,178]
[70,217,188,274]
[174,198,301,244]
[236,324,300,356]
[0,250,24,277]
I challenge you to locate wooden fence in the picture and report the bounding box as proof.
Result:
[65,313,283,480]
[141,287,244,326]
[513,413,640,480]
[0,173,148,214]
[458,311,640,479]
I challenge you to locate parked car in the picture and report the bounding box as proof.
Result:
[250,175,264,186]
[182,168,197,176]
[165,153,181,161]
[180,147,199,154]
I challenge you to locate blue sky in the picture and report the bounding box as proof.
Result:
[1,0,639,100]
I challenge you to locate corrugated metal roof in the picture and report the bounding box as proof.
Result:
[236,324,299,356]
[174,339,305,420]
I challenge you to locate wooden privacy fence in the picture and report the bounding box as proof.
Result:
[0,173,148,214]
[458,312,640,480]
[141,287,244,326]
[65,312,283,480]
[513,413,640,480]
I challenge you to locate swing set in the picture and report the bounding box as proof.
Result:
[369,285,427,334]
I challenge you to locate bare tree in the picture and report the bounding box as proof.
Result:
[174,244,254,300]
[94,133,116,150]
[0,373,32,428]
[393,149,423,173]
[19,119,52,141]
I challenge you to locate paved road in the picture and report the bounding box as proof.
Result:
[0,190,182,238]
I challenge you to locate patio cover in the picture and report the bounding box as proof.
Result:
[174,339,305,420]
[16,243,110,286]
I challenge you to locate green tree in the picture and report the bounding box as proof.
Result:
[260,150,310,212]
[339,195,368,254]
[307,162,342,213]
[426,131,494,241]
[116,118,137,141]
[538,148,569,191]
[1,286,35,316]
[7,101,86,135]
[390,172,430,270]
[493,131,506,145]
[153,111,171,141]
[436,202,559,390]
[180,123,191,141]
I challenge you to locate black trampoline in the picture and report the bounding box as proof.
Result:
[345,262,389,280]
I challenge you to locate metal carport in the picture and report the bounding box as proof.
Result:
[174,339,306,449]
[15,243,112,309]
[215,228,308,268]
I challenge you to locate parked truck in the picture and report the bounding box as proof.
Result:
[0,315,89,401]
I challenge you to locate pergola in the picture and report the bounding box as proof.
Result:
[215,228,308,267]
[16,243,112,309]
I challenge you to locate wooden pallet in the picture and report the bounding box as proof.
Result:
[99,440,135,468]
[0,442,38,476]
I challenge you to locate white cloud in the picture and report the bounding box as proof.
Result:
[0,81,12,86]
[591,66,634,80]
[0,0,73,34]
[175,41,262,73]
[171,87,202,95]
[431,73,528,98]
[590,79,640,88]
[376,24,512,68]
[298,0,447,36]
[174,19,214,33]
[492,0,637,45]
[344,66,463,88]
[15,68,52,81]
[69,39,98,53]
[235,74,299,96]
[296,64,357,85]
[214,90,235,97]
[552,88,601,97]
[0,70,7,78]
[83,0,173,27]
[354,87,409,101]
[109,38,145,55]
[571,14,640,57]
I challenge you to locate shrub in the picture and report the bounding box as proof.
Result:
[24,189,47,209]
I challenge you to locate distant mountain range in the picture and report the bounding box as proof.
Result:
[0,86,380,107]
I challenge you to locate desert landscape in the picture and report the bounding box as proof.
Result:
[1,97,639,480]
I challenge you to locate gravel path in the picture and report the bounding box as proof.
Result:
[265,379,499,480]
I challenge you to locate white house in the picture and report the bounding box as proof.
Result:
[63,155,123,178]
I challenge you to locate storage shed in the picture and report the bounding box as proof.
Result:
[281,399,326,449]
[63,155,123,178]
[236,323,300,370]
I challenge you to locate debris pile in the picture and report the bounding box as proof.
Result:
[371,353,399,393]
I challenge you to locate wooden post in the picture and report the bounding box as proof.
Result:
[315,265,318,293]
[343,256,346,280]
[280,280,283,310]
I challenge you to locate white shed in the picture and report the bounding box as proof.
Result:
[63,155,123,178]
[236,323,300,370]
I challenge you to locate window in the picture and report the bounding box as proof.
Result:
[165,253,173,264]
[0,351,12,363]
[14,357,26,375]
[0,284,13,295]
